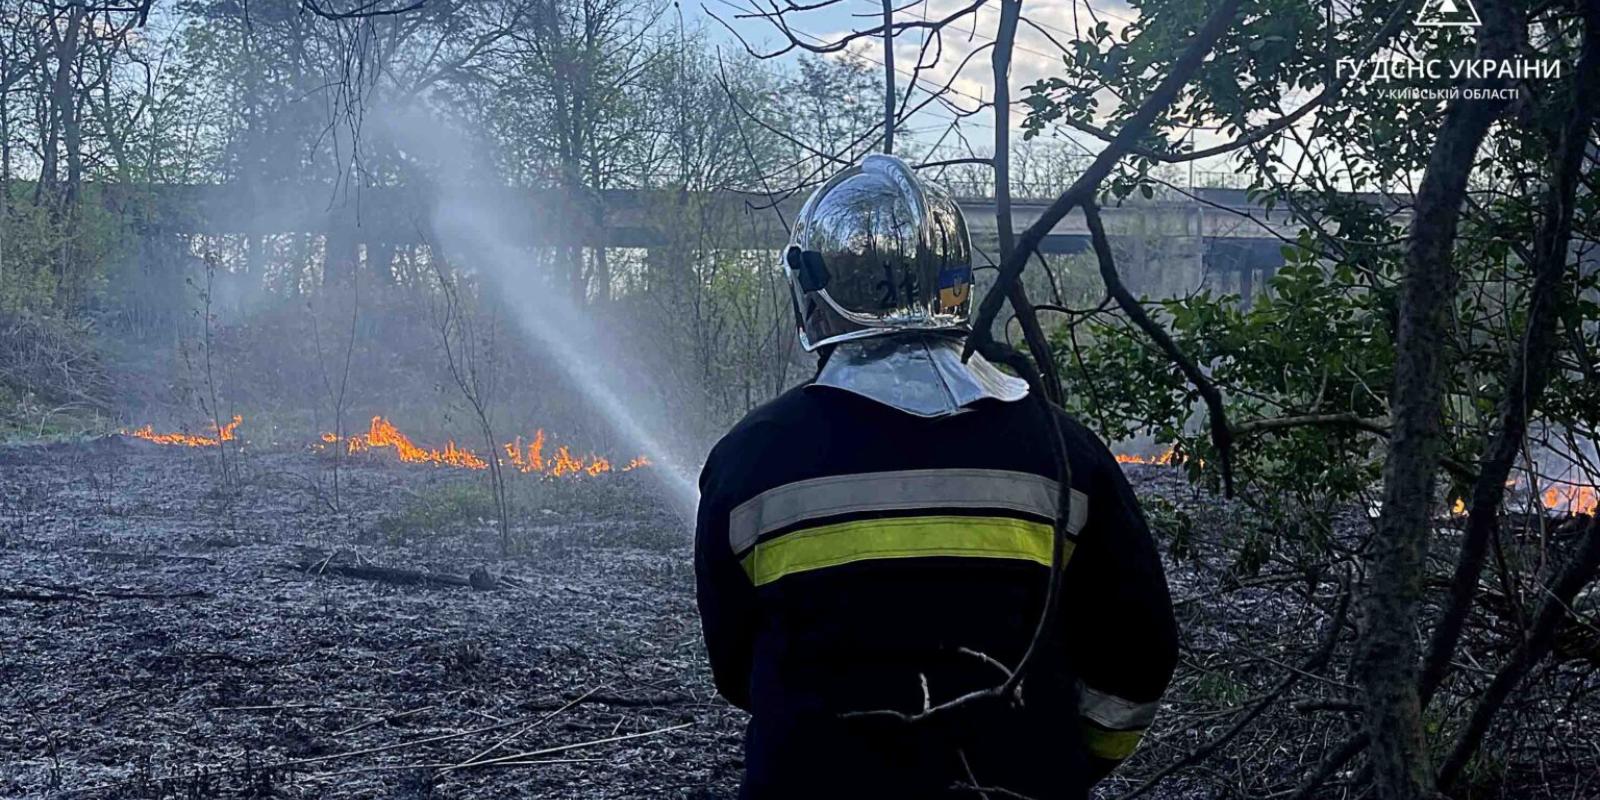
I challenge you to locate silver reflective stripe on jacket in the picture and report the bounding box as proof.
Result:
[727,468,1089,555]
[1079,684,1161,730]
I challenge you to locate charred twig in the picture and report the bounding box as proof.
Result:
[333,705,436,738]
[75,549,219,566]
[300,757,599,780]
[443,722,694,770]
[443,685,609,773]
[1293,698,1361,715]
[0,588,86,602]
[1113,580,1351,800]
[282,560,479,589]
[80,691,631,792]
[210,704,391,713]
[7,582,211,601]
[1437,515,1600,790]
[521,691,700,711]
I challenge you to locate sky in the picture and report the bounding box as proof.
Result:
[679,0,1264,184]
[683,0,1165,160]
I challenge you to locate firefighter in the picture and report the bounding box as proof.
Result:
[695,154,1178,800]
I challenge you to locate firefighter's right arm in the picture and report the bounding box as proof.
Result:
[694,450,758,711]
[1059,436,1180,783]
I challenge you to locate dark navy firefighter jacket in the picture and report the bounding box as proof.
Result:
[695,382,1178,799]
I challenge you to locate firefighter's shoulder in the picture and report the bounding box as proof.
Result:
[698,385,818,497]
[1044,404,1126,477]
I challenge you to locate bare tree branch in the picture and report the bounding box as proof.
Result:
[301,0,427,20]
[1436,515,1600,790]
[1085,199,1235,496]
[965,0,1246,363]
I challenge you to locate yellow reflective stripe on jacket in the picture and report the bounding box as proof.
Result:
[1080,723,1145,761]
[728,469,1088,555]
[739,514,1073,586]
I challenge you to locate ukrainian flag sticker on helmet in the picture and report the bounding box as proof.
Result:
[938,265,972,311]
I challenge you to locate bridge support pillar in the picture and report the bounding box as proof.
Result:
[323,227,359,287]
[368,241,397,285]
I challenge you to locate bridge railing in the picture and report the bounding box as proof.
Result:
[937,169,1255,202]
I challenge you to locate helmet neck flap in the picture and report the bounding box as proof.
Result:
[810,333,1028,418]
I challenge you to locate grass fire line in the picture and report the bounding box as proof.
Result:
[123,415,650,479]
[1117,447,1595,516]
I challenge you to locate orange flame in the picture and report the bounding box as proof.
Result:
[124,415,242,447]
[1448,484,1597,517]
[1112,446,1595,518]
[1542,484,1598,516]
[1117,449,1177,466]
[328,417,645,479]
[334,416,489,469]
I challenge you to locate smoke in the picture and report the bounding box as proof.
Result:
[377,105,701,525]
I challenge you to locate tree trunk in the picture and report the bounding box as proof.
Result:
[1418,2,1600,710]
[1352,2,1520,797]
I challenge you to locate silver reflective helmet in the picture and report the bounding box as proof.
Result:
[785,154,975,351]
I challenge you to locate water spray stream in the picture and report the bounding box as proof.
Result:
[433,219,701,519]
[384,110,702,525]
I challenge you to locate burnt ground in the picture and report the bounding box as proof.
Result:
[0,438,738,799]
[5,437,1594,799]
[0,437,1209,800]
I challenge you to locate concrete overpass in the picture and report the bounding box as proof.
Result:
[110,183,1354,295]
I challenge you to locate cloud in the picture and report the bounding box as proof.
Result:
[819,0,1142,146]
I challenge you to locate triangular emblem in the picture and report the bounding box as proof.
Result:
[1415,0,1481,27]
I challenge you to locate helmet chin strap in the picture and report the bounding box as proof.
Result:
[809,333,1029,418]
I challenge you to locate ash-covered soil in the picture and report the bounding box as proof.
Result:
[0,438,739,798]
[15,437,1563,800]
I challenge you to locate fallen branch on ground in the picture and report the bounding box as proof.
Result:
[1,588,85,602]
[282,559,519,590]
[5,582,211,601]
[75,549,220,565]
[444,723,694,771]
